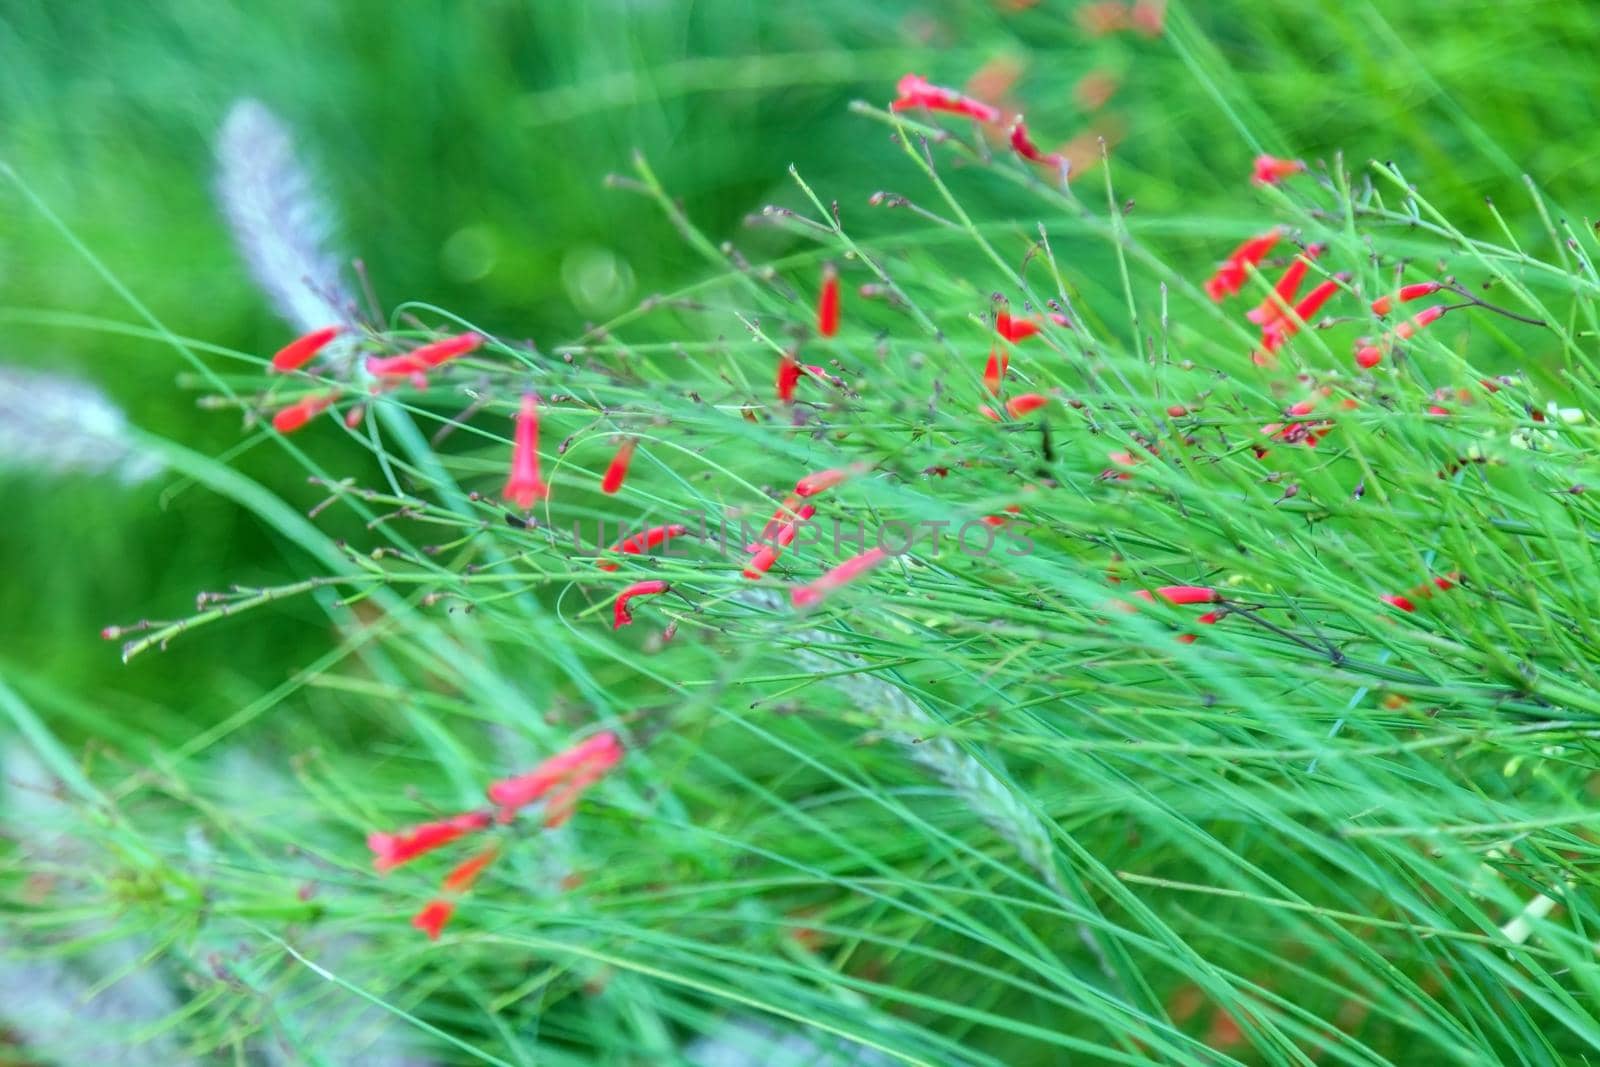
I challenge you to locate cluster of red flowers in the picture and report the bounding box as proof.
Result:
[889,74,1078,175]
[367,732,623,938]
[265,327,485,434]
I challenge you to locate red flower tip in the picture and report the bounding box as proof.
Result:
[601,437,638,495]
[743,504,815,580]
[1204,229,1281,303]
[366,331,482,379]
[1394,304,1448,341]
[614,579,670,630]
[442,846,500,893]
[791,547,891,610]
[597,523,690,571]
[795,464,867,498]
[271,391,338,434]
[777,352,802,403]
[487,733,624,822]
[503,393,550,510]
[367,810,492,872]
[1006,393,1050,418]
[1371,282,1443,317]
[995,309,1043,343]
[412,900,455,940]
[1246,244,1323,327]
[1166,404,1189,417]
[1008,119,1066,169]
[1355,345,1383,370]
[817,265,841,338]
[1133,585,1221,607]
[270,326,341,373]
[890,74,1002,124]
[1252,155,1307,187]
[983,347,1008,394]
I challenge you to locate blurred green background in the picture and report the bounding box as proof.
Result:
[2,0,1597,740]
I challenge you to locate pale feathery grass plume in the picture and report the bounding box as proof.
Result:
[736,590,1120,985]
[0,366,163,483]
[1,743,443,1066]
[685,1015,895,1066]
[214,99,355,336]
[0,743,194,1066]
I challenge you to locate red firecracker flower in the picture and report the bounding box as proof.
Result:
[743,504,816,580]
[1252,155,1306,186]
[1246,244,1323,327]
[890,74,1002,123]
[614,580,670,630]
[792,547,892,610]
[366,331,482,381]
[817,265,841,338]
[367,811,493,873]
[601,438,637,495]
[983,348,1008,395]
[1381,572,1461,613]
[503,393,550,510]
[411,846,501,941]
[1371,282,1444,317]
[596,524,690,572]
[271,390,338,434]
[1009,119,1066,169]
[777,353,802,403]
[1204,229,1281,302]
[487,732,624,825]
[270,326,341,373]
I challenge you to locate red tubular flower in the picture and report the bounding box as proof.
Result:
[1252,155,1306,186]
[981,503,1022,528]
[982,393,1051,421]
[271,390,338,433]
[411,846,501,940]
[1256,275,1347,364]
[487,732,624,818]
[1381,572,1461,613]
[1009,119,1066,169]
[817,265,840,338]
[1204,229,1281,302]
[614,579,670,630]
[270,326,341,373]
[777,352,801,402]
[795,465,865,498]
[1246,245,1323,326]
[1132,585,1221,607]
[367,810,492,873]
[1394,304,1448,340]
[601,438,637,495]
[503,393,550,510]
[983,347,1008,395]
[1122,586,1222,642]
[995,310,1042,343]
[744,504,816,580]
[791,547,891,610]
[890,74,1002,123]
[596,523,690,572]
[366,331,482,379]
[1354,344,1383,370]
[1371,282,1443,317]
[751,465,864,549]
